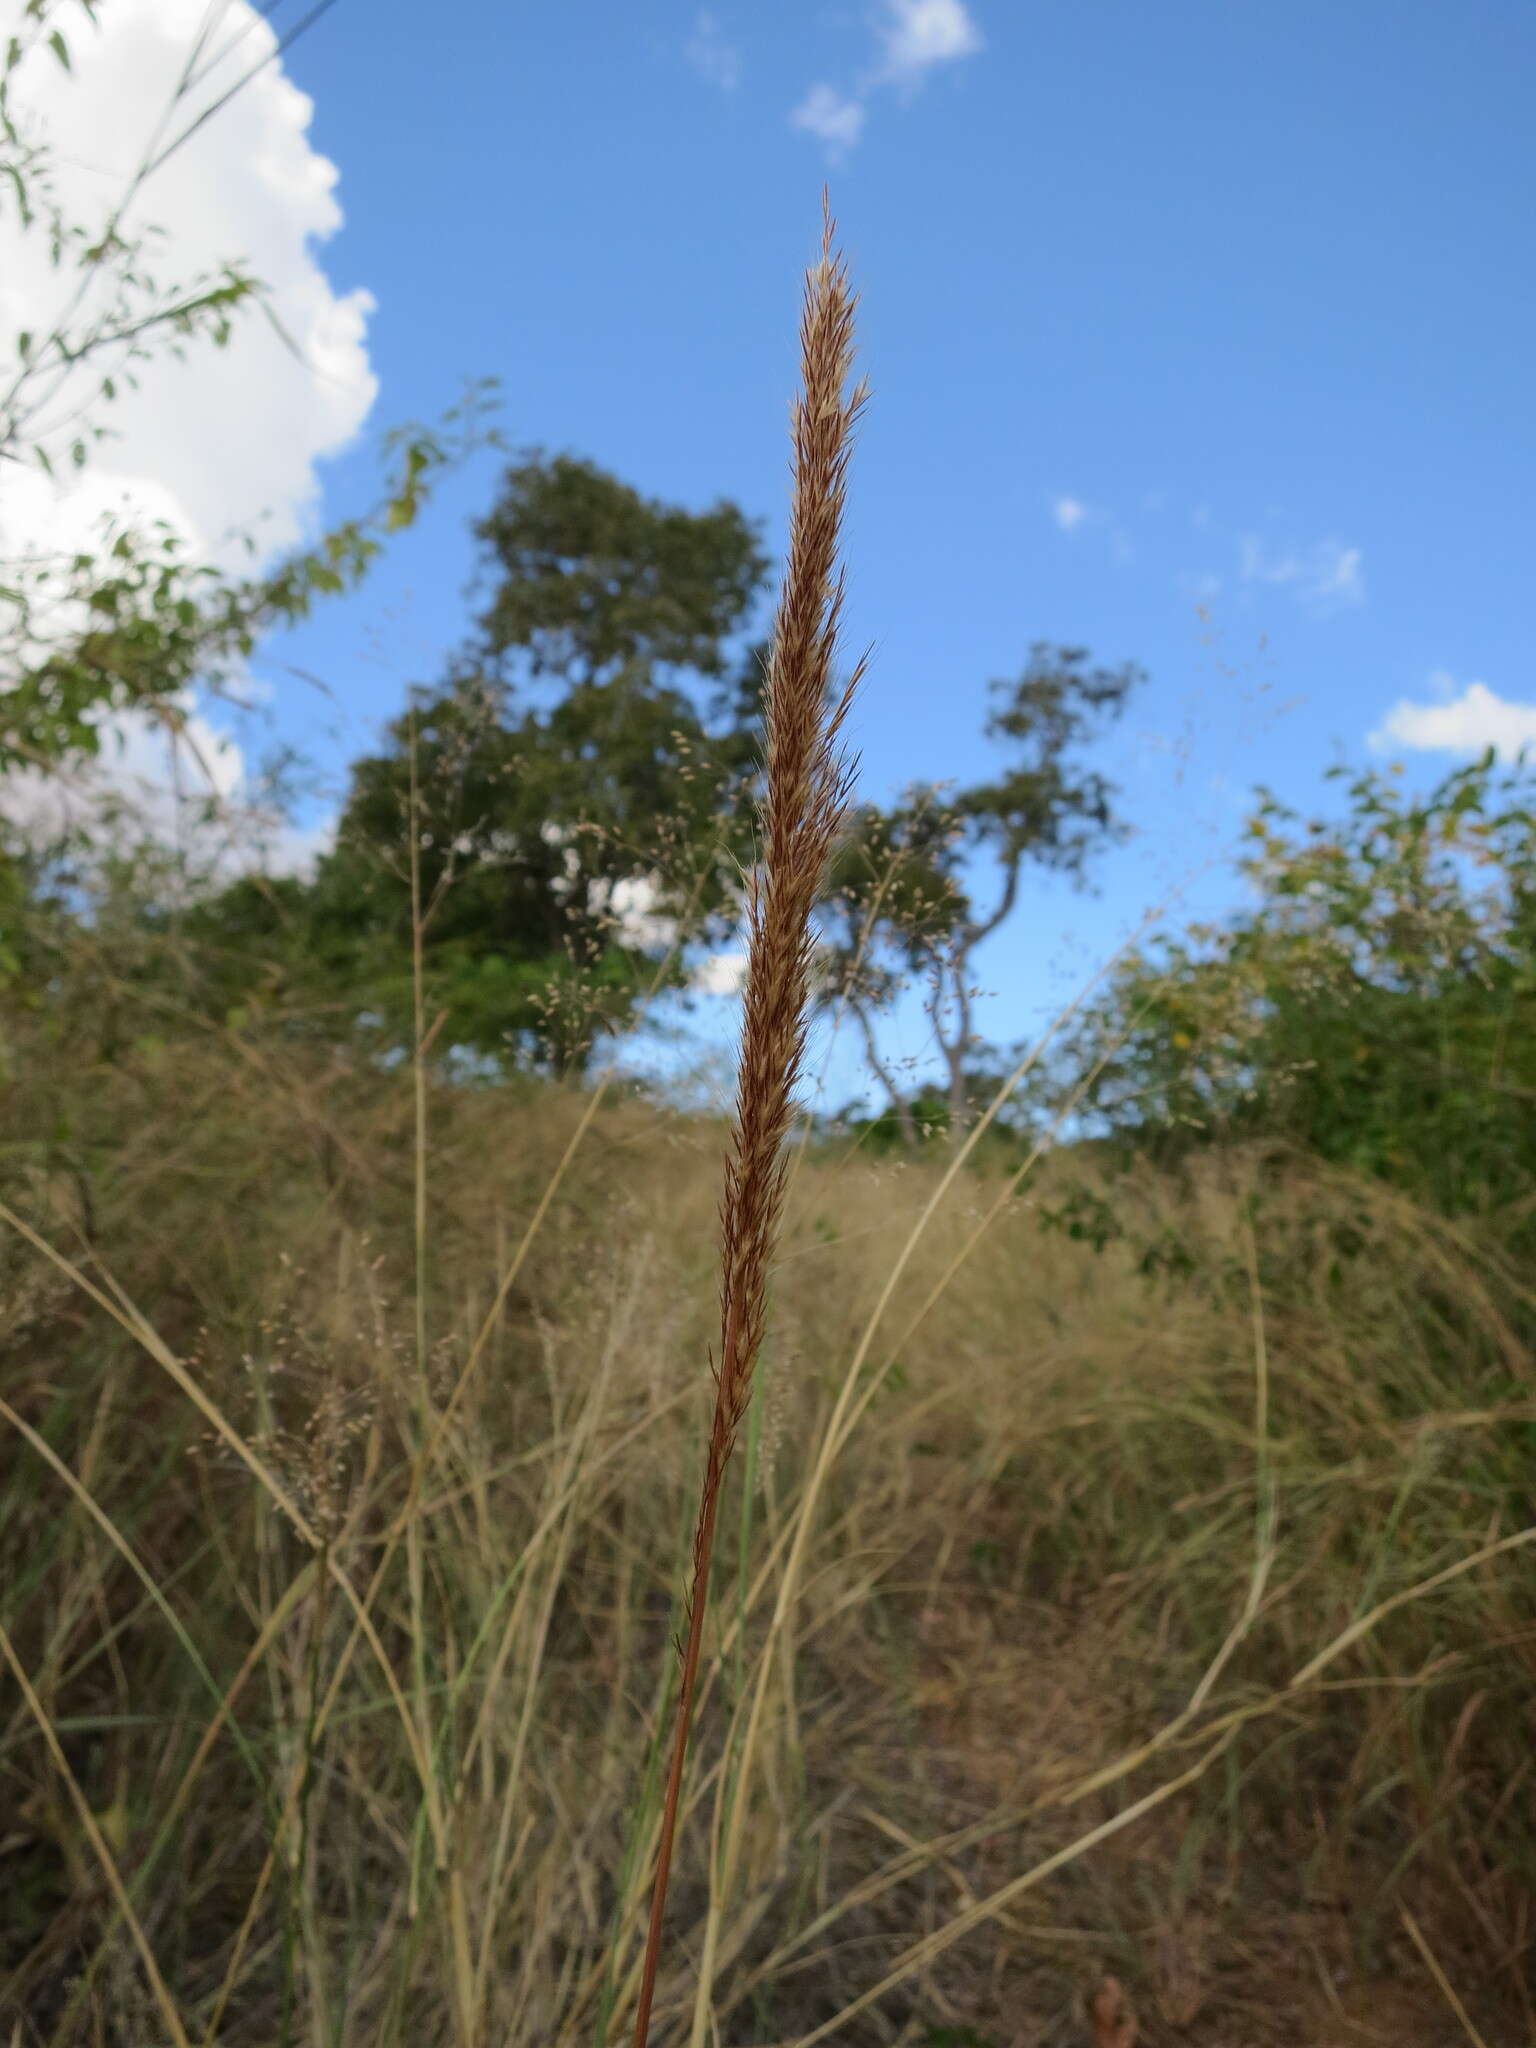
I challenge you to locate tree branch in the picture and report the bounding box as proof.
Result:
[849,995,917,1147]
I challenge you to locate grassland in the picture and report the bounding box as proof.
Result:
[3,1020,1535,2045]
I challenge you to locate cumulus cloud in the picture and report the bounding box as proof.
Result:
[1311,543,1364,608]
[684,10,741,90]
[1049,493,1134,562]
[0,0,378,863]
[692,949,748,996]
[543,839,690,954]
[789,0,982,158]
[876,0,984,84]
[600,872,679,952]
[2,0,377,570]
[1,692,337,879]
[789,83,866,156]
[1370,677,1536,762]
[1237,534,1364,613]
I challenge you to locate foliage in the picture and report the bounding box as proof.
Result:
[1,395,497,773]
[180,455,778,1073]
[469,449,770,690]
[1065,751,1536,1220]
[833,1061,1036,1163]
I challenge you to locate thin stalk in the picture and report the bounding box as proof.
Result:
[408,712,430,1385]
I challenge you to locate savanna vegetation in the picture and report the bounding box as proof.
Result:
[4,12,1535,2046]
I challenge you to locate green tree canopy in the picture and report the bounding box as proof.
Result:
[1063,751,1536,1219]
[470,449,770,689]
[183,456,778,1073]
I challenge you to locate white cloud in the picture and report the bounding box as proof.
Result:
[1,0,378,866]
[1,692,337,880]
[603,872,678,952]
[790,83,866,157]
[1370,679,1536,763]
[1312,543,1364,607]
[258,810,337,878]
[1049,493,1133,562]
[1237,533,1364,613]
[876,0,984,83]
[1,0,377,573]
[563,855,685,953]
[692,949,748,996]
[789,0,981,157]
[684,10,740,91]
[1237,536,1298,586]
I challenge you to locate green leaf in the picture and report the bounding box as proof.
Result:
[1,178,32,229]
[48,27,70,68]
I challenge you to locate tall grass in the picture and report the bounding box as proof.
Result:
[5,1031,1535,2042]
[2,198,1534,2048]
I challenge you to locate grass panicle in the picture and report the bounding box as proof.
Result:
[629,189,869,2047]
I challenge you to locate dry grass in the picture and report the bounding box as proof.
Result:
[2,1030,1535,2044]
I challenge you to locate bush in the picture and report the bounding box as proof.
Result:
[1064,751,1536,1227]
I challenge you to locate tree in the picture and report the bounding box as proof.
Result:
[1063,751,1536,1221]
[470,450,770,692]
[817,642,1143,1141]
[184,455,777,1073]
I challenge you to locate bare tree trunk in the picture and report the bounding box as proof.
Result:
[946,955,974,1136]
[926,953,972,1142]
[850,997,918,1147]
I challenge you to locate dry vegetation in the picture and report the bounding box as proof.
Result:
[3,1034,1535,2046]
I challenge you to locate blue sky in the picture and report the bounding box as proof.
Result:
[159,0,1536,1108]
